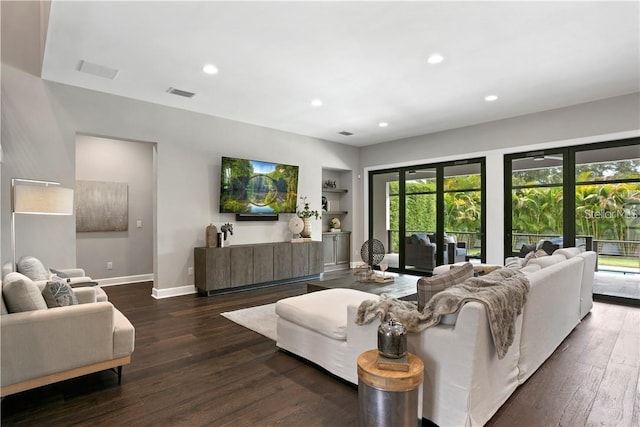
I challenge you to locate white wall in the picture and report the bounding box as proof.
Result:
[1,67,78,272]
[75,134,154,279]
[13,79,359,293]
[360,93,640,264]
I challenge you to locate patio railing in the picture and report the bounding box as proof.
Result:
[384,230,639,273]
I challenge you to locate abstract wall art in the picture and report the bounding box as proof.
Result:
[76,180,128,232]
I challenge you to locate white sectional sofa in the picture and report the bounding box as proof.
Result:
[276,248,596,427]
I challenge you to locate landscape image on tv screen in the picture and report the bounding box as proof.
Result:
[219,156,299,214]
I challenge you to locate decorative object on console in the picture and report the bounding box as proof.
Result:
[297,196,321,238]
[220,223,233,247]
[354,263,375,282]
[288,216,307,242]
[360,239,385,269]
[329,217,341,232]
[11,178,74,272]
[376,263,393,283]
[377,319,407,359]
[206,224,218,247]
[323,179,337,188]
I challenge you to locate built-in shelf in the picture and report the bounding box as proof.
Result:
[322,170,352,269]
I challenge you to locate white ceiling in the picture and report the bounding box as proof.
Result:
[42,1,640,147]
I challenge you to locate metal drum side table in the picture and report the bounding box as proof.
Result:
[357,349,424,427]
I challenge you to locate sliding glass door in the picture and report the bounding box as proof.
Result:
[369,158,485,275]
[403,167,437,273]
[444,163,484,262]
[371,171,400,268]
[574,144,640,298]
[507,151,565,255]
[505,137,639,303]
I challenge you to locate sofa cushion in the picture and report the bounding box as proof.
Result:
[41,277,78,308]
[419,238,431,246]
[540,240,560,255]
[415,233,427,241]
[410,234,429,245]
[520,264,542,274]
[553,247,581,258]
[522,249,548,267]
[2,272,48,313]
[417,262,474,311]
[17,256,49,281]
[520,243,536,257]
[49,268,70,280]
[276,288,375,340]
[505,256,523,269]
[527,254,568,269]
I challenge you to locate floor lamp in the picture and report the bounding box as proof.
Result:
[11,178,74,272]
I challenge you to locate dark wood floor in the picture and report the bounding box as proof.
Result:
[2,276,639,426]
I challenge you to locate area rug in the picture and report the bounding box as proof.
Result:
[221,303,277,341]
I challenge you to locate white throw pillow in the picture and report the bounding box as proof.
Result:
[2,272,48,313]
[17,256,49,281]
[504,256,522,269]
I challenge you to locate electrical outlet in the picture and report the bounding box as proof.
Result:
[187,267,194,276]
[107,262,113,270]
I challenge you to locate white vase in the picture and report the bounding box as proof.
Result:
[301,217,312,238]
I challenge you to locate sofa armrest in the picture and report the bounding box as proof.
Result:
[57,268,87,278]
[73,287,98,304]
[1,302,116,387]
[67,276,95,286]
[346,303,378,351]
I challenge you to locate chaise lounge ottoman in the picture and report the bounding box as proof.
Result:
[275,288,378,383]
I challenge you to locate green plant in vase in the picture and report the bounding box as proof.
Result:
[297,197,321,238]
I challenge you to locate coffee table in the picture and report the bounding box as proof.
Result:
[306,272,422,299]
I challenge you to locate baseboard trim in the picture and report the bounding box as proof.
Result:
[97,274,154,287]
[152,285,197,299]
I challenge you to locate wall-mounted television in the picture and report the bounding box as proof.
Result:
[219,156,299,216]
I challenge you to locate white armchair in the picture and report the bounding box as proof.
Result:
[13,255,108,302]
[0,269,134,396]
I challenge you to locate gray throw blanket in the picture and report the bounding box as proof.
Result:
[356,268,530,359]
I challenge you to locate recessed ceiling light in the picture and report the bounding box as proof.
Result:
[427,53,444,64]
[202,64,218,75]
[378,122,388,128]
[311,99,323,107]
[485,94,498,102]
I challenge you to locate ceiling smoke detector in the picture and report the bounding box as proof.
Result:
[167,87,196,98]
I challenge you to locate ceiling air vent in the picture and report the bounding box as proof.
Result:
[167,87,196,98]
[338,131,354,136]
[78,60,119,80]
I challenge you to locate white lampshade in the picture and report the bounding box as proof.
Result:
[14,184,74,215]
